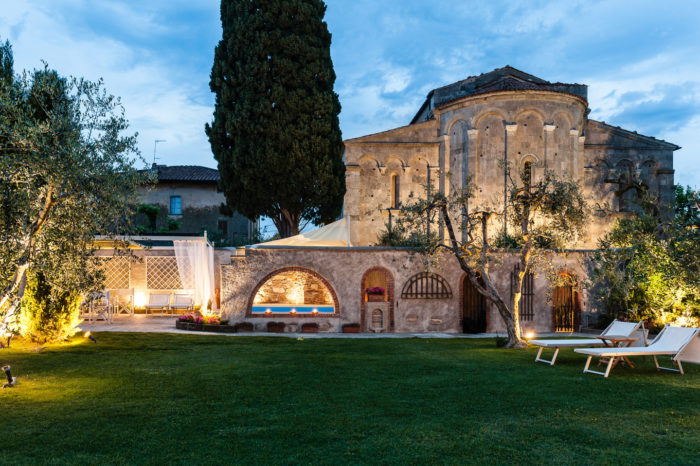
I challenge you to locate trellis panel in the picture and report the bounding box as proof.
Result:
[146,256,183,290]
[101,257,131,290]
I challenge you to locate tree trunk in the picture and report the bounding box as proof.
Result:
[439,200,526,348]
[272,209,301,238]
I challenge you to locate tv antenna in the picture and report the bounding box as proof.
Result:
[153,139,166,165]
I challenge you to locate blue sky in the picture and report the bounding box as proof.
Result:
[2,0,699,188]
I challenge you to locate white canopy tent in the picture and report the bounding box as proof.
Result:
[252,217,353,248]
[173,236,216,311]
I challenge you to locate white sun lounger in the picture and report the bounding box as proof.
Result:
[529,320,646,365]
[574,325,700,377]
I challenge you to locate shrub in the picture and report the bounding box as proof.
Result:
[18,270,82,343]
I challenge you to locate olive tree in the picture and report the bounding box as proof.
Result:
[0,39,148,335]
[386,168,588,348]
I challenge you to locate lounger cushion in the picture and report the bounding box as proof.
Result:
[529,339,604,348]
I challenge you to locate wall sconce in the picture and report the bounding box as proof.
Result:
[2,365,16,388]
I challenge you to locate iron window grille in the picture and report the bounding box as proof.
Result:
[400,272,452,299]
[510,264,534,321]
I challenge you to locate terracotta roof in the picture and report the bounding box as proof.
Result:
[149,164,220,182]
[411,66,588,123]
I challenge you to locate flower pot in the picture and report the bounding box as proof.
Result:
[301,323,319,333]
[267,322,285,333]
[342,324,360,333]
[234,322,254,332]
[366,294,385,302]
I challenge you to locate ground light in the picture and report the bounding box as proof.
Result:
[2,365,15,388]
[84,331,98,344]
[525,331,535,340]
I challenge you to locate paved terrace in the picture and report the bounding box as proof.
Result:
[81,315,597,339]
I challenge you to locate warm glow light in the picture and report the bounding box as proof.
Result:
[525,331,535,340]
[287,286,304,305]
[265,308,272,314]
[84,331,91,338]
[290,309,297,314]
[134,292,147,308]
[312,309,318,315]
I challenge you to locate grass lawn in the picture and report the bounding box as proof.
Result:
[1,333,698,464]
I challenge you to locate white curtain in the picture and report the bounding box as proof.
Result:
[173,239,216,311]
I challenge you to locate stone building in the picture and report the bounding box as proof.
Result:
[103,68,679,335]
[138,164,257,246]
[344,66,678,246]
[215,67,678,334]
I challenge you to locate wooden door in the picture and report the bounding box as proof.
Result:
[462,276,486,333]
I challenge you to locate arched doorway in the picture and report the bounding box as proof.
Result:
[360,267,394,332]
[462,275,486,333]
[552,273,581,332]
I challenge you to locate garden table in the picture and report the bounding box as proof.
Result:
[595,335,639,368]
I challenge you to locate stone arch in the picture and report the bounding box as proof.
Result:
[384,156,407,170]
[472,109,508,129]
[358,155,381,168]
[360,266,394,332]
[514,108,546,125]
[552,111,574,129]
[246,266,340,317]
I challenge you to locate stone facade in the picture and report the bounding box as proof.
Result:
[137,164,256,246]
[219,247,594,334]
[344,66,678,247]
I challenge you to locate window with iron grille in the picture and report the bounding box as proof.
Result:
[510,264,534,321]
[400,272,452,299]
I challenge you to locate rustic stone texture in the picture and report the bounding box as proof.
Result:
[343,68,677,248]
[252,270,332,305]
[220,248,597,333]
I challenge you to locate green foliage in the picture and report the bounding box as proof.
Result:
[206,0,345,238]
[591,185,700,328]
[0,37,148,332]
[374,221,438,248]
[18,270,82,343]
[135,204,181,234]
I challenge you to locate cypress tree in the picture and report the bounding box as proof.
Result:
[206,0,345,238]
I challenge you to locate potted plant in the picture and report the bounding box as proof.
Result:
[365,286,386,302]
[301,322,319,333]
[267,321,285,333]
[342,323,361,333]
[234,322,254,332]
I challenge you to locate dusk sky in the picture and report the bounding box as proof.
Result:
[2,0,699,188]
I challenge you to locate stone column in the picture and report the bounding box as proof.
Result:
[543,124,555,170]
[570,129,579,178]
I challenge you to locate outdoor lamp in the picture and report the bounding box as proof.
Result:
[525,331,535,340]
[2,365,15,388]
[84,331,98,344]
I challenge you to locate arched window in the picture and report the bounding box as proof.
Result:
[391,173,400,209]
[523,161,533,187]
[401,272,452,299]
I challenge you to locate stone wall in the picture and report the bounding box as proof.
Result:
[343,89,676,249]
[220,247,598,334]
